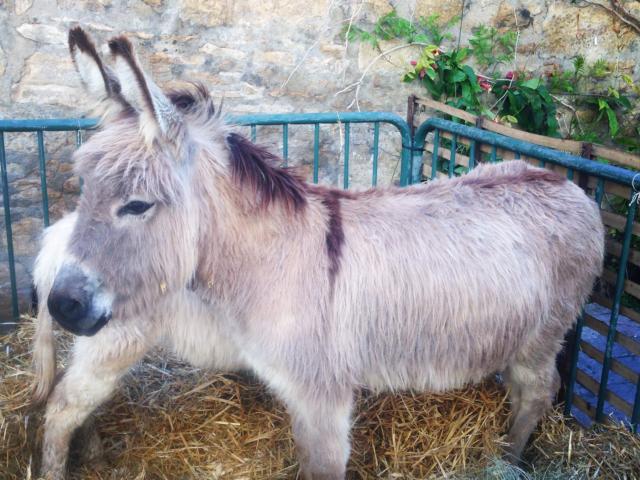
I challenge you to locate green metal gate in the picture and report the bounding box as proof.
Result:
[0,113,638,432]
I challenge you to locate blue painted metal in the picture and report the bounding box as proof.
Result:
[596,198,637,422]
[282,124,289,165]
[232,111,413,186]
[313,124,320,184]
[37,131,50,227]
[2,113,640,432]
[633,375,640,433]
[343,122,350,189]
[564,310,585,416]
[448,134,457,178]
[0,133,19,321]
[372,122,379,187]
[430,129,440,180]
[0,118,97,132]
[413,117,639,187]
[468,140,476,170]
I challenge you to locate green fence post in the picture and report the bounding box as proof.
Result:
[0,132,19,321]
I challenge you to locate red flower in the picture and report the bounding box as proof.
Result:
[410,60,417,66]
[479,80,492,91]
[419,68,426,79]
[505,71,515,80]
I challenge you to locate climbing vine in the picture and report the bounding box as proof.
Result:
[344,9,640,150]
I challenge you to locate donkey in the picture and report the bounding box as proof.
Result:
[41,26,604,479]
[32,212,245,479]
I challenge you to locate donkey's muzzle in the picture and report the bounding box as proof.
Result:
[48,265,111,336]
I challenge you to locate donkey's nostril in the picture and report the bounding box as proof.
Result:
[48,293,89,326]
[58,297,84,318]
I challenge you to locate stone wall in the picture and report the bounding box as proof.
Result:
[1,0,639,320]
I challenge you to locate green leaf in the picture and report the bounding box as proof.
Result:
[462,65,477,82]
[403,71,417,82]
[454,48,470,63]
[452,69,467,82]
[622,74,634,86]
[617,96,632,109]
[461,82,471,101]
[520,78,541,89]
[605,108,619,137]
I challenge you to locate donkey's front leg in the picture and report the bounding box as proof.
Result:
[40,325,153,480]
[287,390,354,480]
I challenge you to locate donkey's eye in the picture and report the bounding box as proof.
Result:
[117,200,155,216]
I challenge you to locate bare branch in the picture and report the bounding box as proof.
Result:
[335,42,431,111]
[578,0,640,35]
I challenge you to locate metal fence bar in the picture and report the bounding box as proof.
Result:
[76,129,84,191]
[3,113,640,433]
[596,197,637,422]
[372,122,379,187]
[313,124,320,184]
[231,111,413,187]
[431,129,440,180]
[282,124,288,165]
[0,132,19,321]
[468,140,476,170]
[0,118,97,132]
[448,134,457,178]
[564,310,585,415]
[595,179,605,205]
[633,376,640,433]
[37,131,50,227]
[343,122,350,190]
[413,118,638,187]
[565,177,607,416]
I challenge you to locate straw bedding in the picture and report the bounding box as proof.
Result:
[1,318,639,479]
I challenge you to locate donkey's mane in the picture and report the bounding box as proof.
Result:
[226,133,308,212]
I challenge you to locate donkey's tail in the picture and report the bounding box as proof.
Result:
[30,212,78,405]
[31,299,57,406]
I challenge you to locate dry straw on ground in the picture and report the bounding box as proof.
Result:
[1,318,639,479]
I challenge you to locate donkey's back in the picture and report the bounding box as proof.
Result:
[330,160,603,392]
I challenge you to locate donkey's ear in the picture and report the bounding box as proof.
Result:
[108,35,179,139]
[69,27,121,101]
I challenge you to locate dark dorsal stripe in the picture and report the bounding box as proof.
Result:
[318,189,346,285]
[226,133,307,212]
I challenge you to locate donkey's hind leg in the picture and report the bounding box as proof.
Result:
[40,324,154,480]
[503,358,560,462]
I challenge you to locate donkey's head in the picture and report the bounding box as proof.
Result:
[48,28,224,335]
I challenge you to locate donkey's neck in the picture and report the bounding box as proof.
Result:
[191,161,331,320]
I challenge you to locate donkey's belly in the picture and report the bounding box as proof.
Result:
[354,301,537,394]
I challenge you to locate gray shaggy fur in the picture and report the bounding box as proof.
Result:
[37,28,604,480]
